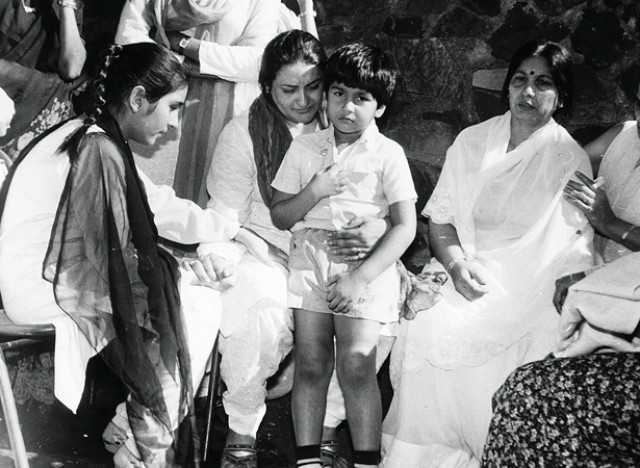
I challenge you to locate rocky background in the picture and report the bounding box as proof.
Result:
[301,0,640,192]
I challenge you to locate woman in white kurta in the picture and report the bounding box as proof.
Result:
[115,0,280,206]
[0,43,236,467]
[204,30,392,467]
[381,40,595,467]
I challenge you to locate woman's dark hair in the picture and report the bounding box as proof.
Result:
[258,30,326,96]
[501,40,574,116]
[84,42,187,122]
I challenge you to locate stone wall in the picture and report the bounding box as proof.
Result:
[312,0,640,185]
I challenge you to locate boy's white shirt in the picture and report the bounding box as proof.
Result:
[271,122,417,231]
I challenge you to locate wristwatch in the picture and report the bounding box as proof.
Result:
[178,37,191,55]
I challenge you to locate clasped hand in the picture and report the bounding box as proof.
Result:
[556,306,640,358]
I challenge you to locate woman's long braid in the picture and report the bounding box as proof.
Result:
[60,44,123,156]
[85,44,123,125]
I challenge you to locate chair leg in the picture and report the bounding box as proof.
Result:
[0,349,29,468]
[202,334,222,462]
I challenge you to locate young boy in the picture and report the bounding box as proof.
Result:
[270,43,417,468]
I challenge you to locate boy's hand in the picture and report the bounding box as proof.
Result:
[327,271,367,314]
[309,164,347,200]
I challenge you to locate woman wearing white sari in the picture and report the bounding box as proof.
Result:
[381,40,594,467]
[481,84,640,468]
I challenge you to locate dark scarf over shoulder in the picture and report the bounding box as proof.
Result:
[0,113,197,464]
[248,94,294,207]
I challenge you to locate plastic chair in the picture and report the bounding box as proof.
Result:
[0,311,54,468]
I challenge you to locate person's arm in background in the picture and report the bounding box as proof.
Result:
[56,0,86,80]
[115,0,153,44]
[582,123,623,175]
[565,124,640,252]
[564,171,640,252]
[297,0,318,38]
[172,0,279,81]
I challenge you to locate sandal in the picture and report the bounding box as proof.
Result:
[320,440,351,468]
[220,444,258,468]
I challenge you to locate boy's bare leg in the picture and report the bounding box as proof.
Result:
[292,309,335,446]
[334,315,382,467]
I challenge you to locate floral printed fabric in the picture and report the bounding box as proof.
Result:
[482,352,640,467]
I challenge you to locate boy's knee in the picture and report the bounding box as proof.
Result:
[295,354,333,384]
[336,351,375,387]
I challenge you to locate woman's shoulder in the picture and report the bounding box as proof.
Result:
[455,114,504,145]
[79,129,127,172]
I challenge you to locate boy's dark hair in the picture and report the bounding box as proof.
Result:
[501,39,574,116]
[324,43,398,108]
[259,29,326,96]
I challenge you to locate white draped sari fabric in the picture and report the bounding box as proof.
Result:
[382,112,594,467]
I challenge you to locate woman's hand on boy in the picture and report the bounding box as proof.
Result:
[327,272,367,314]
[309,164,347,201]
[328,217,388,261]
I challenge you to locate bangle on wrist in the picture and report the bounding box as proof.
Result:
[621,224,638,241]
[446,256,466,272]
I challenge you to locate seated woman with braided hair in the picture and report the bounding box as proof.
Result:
[0,42,238,467]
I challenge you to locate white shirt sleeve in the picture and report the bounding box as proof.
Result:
[138,168,240,244]
[206,117,254,230]
[271,138,303,195]
[382,143,417,205]
[115,0,154,45]
[198,0,279,81]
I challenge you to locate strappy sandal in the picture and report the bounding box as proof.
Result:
[220,444,258,468]
[320,440,351,468]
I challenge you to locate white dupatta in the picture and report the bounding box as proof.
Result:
[416,112,595,368]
